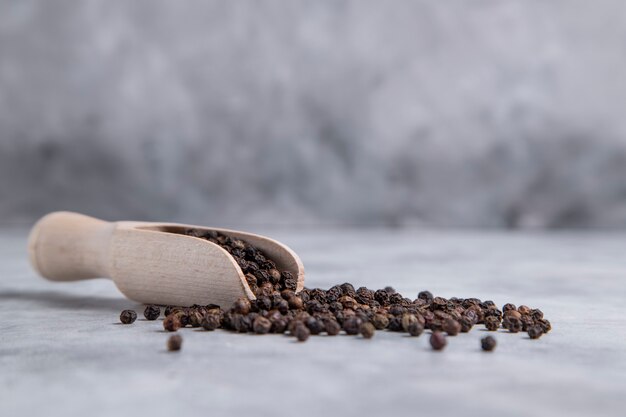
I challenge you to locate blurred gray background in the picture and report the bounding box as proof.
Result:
[2,0,626,228]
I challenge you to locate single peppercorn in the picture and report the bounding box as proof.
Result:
[429,332,447,351]
[270,317,288,334]
[443,318,461,336]
[371,313,389,330]
[401,314,418,332]
[459,317,473,333]
[253,316,272,334]
[481,336,497,352]
[360,322,376,339]
[120,310,137,324]
[503,317,523,333]
[294,323,310,342]
[233,297,251,314]
[484,316,500,331]
[276,299,290,315]
[167,334,183,351]
[201,314,220,331]
[324,319,341,336]
[305,317,325,335]
[520,315,535,331]
[418,290,433,302]
[288,296,304,310]
[502,303,516,312]
[343,316,363,335]
[531,309,544,320]
[407,321,424,337]
[163,314,182,332]
[527,325,543,339]
[537,318,552,333]
[188,310,205,328]
[504,310,522,320]
[143,305,160,320]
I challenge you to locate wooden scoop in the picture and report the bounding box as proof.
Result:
[27,211,305,307]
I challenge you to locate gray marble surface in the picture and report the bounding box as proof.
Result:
[1,228,625,417]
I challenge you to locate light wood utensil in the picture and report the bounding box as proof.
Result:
[27,211,305,307]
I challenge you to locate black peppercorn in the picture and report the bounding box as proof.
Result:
[143,305,160,320]
[502,303,516,312]
[201,314,221,331]
[172,310,190,327]
[503,317,523,333]
[163,314,182,332]
[387,316,404,332]
[401,314,418,332]
[429,332,447,351]
[120,310,137,324]
[255,296,272,311]
[481,336,497,352]
[384,286,396,294]
[188,310,204,328]
[527,325,543,339]
[167,334,183,351]
[288,296,304,310]
[305,317,325,335]
[536,319,552,333]
[443,318,461,336]
[504,310,522,320]
[253,316,272,334]
[324,319,341,336]
[233,297,251,314]
[360,322,376,339]
[484,316,500,331]
[418,290,433,302]
[459,317,473,333]
[270,317,288,334]
[371,313,389,330]
[294,322,310,342]
[343,316,363,335]
[407,321,424,337]
[531,309,544,320]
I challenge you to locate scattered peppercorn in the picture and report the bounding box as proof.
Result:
[167,334,183,351]
[120,310,137,324]
[143,305,160,321]
[481,336,497,351]
[430,332,447,351]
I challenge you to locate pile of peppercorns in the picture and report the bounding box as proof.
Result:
[118,230,552,352]
[183,228,298,297]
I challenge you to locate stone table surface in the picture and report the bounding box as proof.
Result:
[1,228,625,417]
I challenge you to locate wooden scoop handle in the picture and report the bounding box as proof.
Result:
[28,211,114,281]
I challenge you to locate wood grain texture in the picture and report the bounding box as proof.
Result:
[27,212,305,306]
